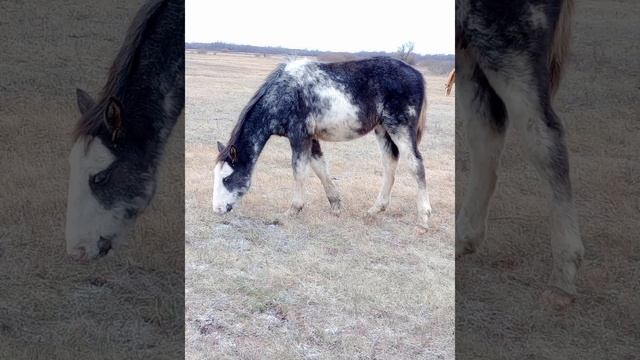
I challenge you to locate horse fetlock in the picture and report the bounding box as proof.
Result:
[419,202,432,218]
[328,196,342,215]
[416,212,430,232]
[547,249,582,297]
[367,201,387,215]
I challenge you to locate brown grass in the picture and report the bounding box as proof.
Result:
[455,0,640,358]
[185,52,455,359]
[0,1,184,358]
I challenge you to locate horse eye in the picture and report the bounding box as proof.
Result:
[91,170,110,186]
[222,176,230,186]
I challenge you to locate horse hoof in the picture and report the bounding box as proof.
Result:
[542,287,576,311]
[415,225,428,235]
[285,205,303,217]
[367,204,385,215]
[455,240,476,258]
[416,213,430,232]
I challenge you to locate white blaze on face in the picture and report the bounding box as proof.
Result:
[212,161,237,214]
[65,137,117,260]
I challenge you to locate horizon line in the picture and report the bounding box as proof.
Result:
[184,41,454,57]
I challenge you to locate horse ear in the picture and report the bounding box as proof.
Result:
[229,145,238,163]
[76,88,96,115]
[217,141,225,153]
[105,97,123,141]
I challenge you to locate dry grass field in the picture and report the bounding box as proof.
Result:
[185,52,454,359]
[456,0,640,358]
[0,1,184,358]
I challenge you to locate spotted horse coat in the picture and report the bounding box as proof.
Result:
[214,56,432,229]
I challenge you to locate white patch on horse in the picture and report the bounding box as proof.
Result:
[310,84,361,141]
[65,137,116,259]
[212,161,236,213]
[529,4,547,29]
[284,58,312,78]
[406,106,417,118]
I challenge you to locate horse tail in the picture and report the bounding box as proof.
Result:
[549,0,574,96]
[416,83,428,144]
[445,69,455,96]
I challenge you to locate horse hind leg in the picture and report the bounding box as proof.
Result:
[385,122,432,230]
[481,58,584,300]
[309,139,342,215]
[456,53,508,256]
[368,126,400,215]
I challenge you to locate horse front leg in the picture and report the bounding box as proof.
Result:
[285,138,311,216]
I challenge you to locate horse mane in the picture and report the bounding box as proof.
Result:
[73,0,167,141]
[217,63,285,161]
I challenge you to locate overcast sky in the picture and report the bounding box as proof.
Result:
[186,0,454,55]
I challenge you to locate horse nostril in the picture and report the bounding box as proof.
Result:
[98,237,112,257]
[226,204,233,212]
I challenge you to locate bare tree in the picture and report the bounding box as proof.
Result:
[397,41,416,65]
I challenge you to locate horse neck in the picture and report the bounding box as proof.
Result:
[118,8,184,160]
[233,115,272,170]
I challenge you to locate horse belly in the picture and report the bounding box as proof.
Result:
[313,114,369,141]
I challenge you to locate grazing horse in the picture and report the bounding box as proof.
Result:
[65,0,184,261]
[445,69,455,96]
[213,57,432,229]
[456,0,583,305]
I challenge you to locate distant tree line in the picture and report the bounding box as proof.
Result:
[185,42,453,75]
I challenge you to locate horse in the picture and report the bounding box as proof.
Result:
[445,69,455,96]
[65,0,184,261]
[213,56,432,229]
[456,0,583,307]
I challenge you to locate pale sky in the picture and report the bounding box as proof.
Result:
[186,0,454,55]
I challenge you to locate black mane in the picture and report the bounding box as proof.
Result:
[73,0,168,141]
[217,63,285,161]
